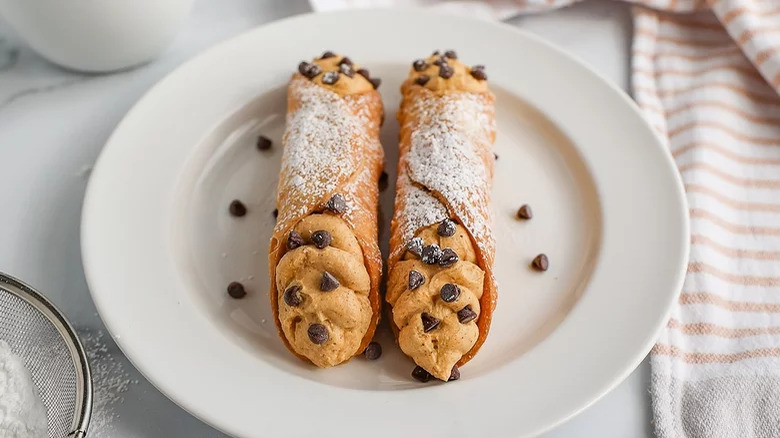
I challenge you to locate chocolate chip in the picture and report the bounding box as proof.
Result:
[408,270,425,290]
[470,66,487,81]
[406,237,424,258]
[308,323,329,344]
[517,204,533,220]
[432,50,440,56]
[432,56,447,67]
[437,219,456,237]
[339,63,355,78]
[229,200,247,217]
[283,285,302,306]
[256,135,272,151]
[369,77,381,89]
[379,171,389,192]
[227,281,246,299]
[415,75,430,86]
[439,64,454,79]
[326,194,347,214]
[439,248,459,267]
[357,68,370,79]
[448,365,460,381]
[298,61,321,79]
[421,244,442,265]
[272,208,278,219]
[494,152,499,160]
[320,271,340,291]
[440,283,460,303]
[311,230,332,249]
[412,365,433,382]
[457,306,477,324]
[321,51,336,59]
[532,254,549,271]
[339,57,353,66]
[287,230,304,250]
[413,59,428,72]
[421,313,440,332]
[364,342,382,360]
[321,71,340,85]
[444,50,457,59]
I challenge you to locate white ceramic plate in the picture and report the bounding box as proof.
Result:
[82,9,688,438]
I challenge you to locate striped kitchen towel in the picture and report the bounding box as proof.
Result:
[313,0,780,436]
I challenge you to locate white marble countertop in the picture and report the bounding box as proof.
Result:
[0,0,653,436]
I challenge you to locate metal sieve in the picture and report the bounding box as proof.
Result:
[0,272,92,438]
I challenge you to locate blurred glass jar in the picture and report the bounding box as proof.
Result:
[0,0,193,72]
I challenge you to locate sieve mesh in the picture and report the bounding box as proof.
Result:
[0,275,91,438]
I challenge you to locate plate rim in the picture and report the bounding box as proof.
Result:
[81,9,689,438]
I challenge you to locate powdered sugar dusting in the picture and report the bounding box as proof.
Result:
[404,91,495,255]
[397,173,447,246]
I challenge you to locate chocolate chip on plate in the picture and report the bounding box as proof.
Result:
[298,61,321,79]
[227,281,246,299]
[379,171,389,192]
[287,230,305,250]
[457,306,477,324]
[369,77,381,89]
[444,50,457,59]
[311,230,332,249]
[283,285,303,306]
[517,204,533,220]
[326,194,347,214]
[421,244,442,265]
[412,366,433,382]
[406,237,424,258]
[415,75,430,86]
[408,270,425,290]
[437,219,456,237]
[448,365,460,381]
[308,323,329,344]
[439,64,454,79]
[357,68,370,79]
[339,56,353,66]
[339,63,355,78]
[439,248,459,267]
[532,253,549,271]
[229,200,247,217]
[412,59,428,72]
[321,71,340,85]
[321,51,336,59]
[272,208,278,219]
[320,271,340,291]
[256,135,272,151]
[440,283,460,303]
[364,342,382,360]
[421,313,440,332]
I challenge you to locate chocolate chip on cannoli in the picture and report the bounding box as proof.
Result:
[308,323,329,344]
[421,244,442,265]
[440,283,460,303]
[433,56,447,67]
[415,75,430,86]
[439,248,459,267]
[437,219,456,237]
[406,237,424,258]
[421,313,440,332]
[256,135,272,151]
[470,65,487,81]
[227,281,247,299]
[444,50,457,59]
[320,271,340,291]
[283,285,303,306]
[298,61,321,79]
[322,71,340,85]
[408,270,425,290]
[311,230,332,249]
[448,365,460,381]
[413,59,428,72]
[339,63,355,78]
[326,194,347,214]
[412,365,433,382]
[431,50,440,56]
[457,306,477,324]
[369,77,381,89]
[494,153,499,160]
[439,64,454,79]
[320,51,336,59]
[287,230,305,250]
[229,200,247,217]
[339,56,353,66]
[357,68,370,79]
[364,342,382,360]
[532,253,549,271]
[517,204,533,220]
